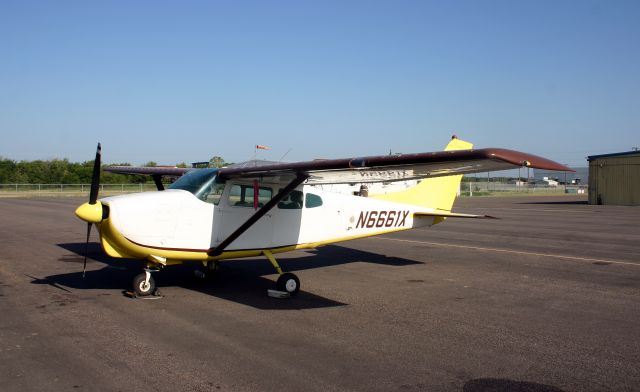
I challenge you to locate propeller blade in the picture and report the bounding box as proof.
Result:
[82,222,92,278]
[84,143,100,277]
[89,143,102,205]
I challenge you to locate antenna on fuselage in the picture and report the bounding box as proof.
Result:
[279,148,292,162]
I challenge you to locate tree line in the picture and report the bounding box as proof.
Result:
[0,155,230,184]
[0,158,184,184]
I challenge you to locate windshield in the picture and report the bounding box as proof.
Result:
[169,168,221,200]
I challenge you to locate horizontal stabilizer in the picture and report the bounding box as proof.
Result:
[414,211,498,219]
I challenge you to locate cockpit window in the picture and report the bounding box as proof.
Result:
[205,182,225,205]
[229,184,272,207]
[169,168,223,203]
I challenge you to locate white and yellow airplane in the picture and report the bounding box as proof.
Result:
[75,137,570,297]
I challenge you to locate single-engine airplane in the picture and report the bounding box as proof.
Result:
[75,136,571,297]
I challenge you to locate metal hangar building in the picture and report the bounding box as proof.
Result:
[588,150,640,205]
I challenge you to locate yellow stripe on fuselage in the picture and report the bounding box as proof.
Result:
[97,216,412,266]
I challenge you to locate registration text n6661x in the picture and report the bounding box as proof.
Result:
[355,210,409,229]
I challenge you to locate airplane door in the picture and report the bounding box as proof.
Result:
[270,189,304,248]
[215,183,274,250]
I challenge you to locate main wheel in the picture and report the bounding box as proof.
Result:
[133,273,156,296]
[276,273,300,295]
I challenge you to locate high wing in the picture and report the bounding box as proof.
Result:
[104,147,571,185]
[215,147,572,184]
[105,166,191,177]
[104,166,192,190]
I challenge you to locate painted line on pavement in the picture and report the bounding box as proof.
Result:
[457,207,592,213]
[375,237,640,267]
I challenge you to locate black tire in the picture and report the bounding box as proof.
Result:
[133,273,156,297]
[276,273,300,295]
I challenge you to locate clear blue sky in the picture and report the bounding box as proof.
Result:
[1,0,638,166]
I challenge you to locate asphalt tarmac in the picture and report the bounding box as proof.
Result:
[0,195,639,392]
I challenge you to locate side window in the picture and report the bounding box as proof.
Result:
[277,190,303,209]
[305,193,323,208]
[229,184,272,207]
[257,187,272,206]
[204,182,225,205]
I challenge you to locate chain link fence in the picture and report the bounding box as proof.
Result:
[0,183,159,197]
[0,181,588,198]
[460,180,587,196]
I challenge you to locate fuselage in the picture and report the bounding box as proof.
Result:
[91,174,438,266]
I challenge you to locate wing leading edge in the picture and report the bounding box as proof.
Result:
[104,144,571,185]
[216,147,572,184]
[104,166,192,177]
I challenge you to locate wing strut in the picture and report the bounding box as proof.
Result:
[208,173,309,257]
[152,174,165,191]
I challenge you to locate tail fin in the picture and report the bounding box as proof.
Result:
[371,136,473,212]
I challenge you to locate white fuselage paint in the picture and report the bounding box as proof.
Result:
[100,184,436,253]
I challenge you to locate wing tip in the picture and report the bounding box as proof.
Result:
[485,148,574,172]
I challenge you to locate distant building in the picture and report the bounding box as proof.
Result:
[588,151,640,205]
[534,167,588,185]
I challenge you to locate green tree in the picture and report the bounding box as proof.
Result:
[0,157,178,185]
[0,158,17,183]
[209,156,225,168]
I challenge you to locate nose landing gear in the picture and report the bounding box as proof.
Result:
[132,267,161,297]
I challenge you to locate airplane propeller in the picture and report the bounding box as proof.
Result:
[89,143,101,205]
[82,143,101,278]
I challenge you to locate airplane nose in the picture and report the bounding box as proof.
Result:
[75,201,107,223]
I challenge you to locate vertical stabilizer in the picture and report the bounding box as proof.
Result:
[371,136,473,213]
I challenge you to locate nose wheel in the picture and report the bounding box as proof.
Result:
[133,269,158,297]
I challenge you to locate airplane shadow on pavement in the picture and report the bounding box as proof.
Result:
[33,242,423,310]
